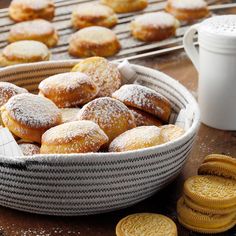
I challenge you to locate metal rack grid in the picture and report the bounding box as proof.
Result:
[0,0,235,62]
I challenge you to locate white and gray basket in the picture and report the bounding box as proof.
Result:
[0,60,200,216]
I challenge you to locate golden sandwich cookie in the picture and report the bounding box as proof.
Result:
[109,126,168,152]
[8,19,59,47]
[39,72,99,108]
[40,120,108,154]
[165,0,209,22]
[116,213,177,236]
[71,57,122,97]
[1,93,61,143]
[71,3,117,29]
[9,0,55,22]
[0,40,50,66]
[69,26,121,58]
[177,197,236,234]
[131,12,179,42]
[101,0,148,13]
[184,175,236,209]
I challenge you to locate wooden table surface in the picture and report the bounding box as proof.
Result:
[0,1,236,236]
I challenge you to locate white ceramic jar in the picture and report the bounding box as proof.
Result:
[184,15,236,130]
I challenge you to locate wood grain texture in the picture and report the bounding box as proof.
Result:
[0,1,235,236]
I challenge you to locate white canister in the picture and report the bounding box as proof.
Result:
[183,15,236,130]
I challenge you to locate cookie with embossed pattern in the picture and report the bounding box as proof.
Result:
[116,213,177,236]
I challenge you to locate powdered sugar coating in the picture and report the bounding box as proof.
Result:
[170,0,207,9]
[112,84,171,122]
[11,0,53,10]
[0,82,28,107]
[19,143,40,156]
[133,12,178,28]
[61,108,80,123]
[72,57,122,97]
[109,126,167,152]
[77,97,136,142]
[4,93,61,128]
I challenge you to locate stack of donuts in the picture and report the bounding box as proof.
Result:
[0,57,185,156]
[0,0,209,66]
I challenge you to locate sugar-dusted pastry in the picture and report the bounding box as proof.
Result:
[129,107,162,127]
[39,72,99,108]
[165,0,209,22]
[0,93,61,143]
[112,84,172,122]
[71,3,117,29]
[109,126,168,152]
[0,82,28,107]
[69,26,121,57]
[101,0,148,13]
[40,120,108,154]
[116,213,177,236]
[60,108,80,123]
[9,0,55,22]
[177,197,236,234]
[8,19,59,47]
[77,97,136,143]
[0,40,50,66]
[71,57,122,97]
[19,143,40,156]
[131,12,179,42]
[160,124,185,141]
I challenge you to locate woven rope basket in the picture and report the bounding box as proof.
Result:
[0,60,200,216]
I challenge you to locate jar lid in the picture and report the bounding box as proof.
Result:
[198,15,236,51]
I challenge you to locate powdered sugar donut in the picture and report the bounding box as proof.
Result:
[131,12,179,42]
[39,72,99,108]
[0,93,61,143]
[112,84,171,122]
[72,57,122,97]
[77,97,136,143]
[165,0,209,22]
[109,126,168,152]
[40,120,108,154]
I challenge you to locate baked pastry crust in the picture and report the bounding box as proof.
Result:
[0,40,50,66]
[40,120,109,154]
[0,93,61,143]
[112,84,172,122]
[71,3,117,29]
[9,0,55,22]
[131,12,179,42]
[165,0,209,22]
[19,143,40,156]
[71,57,122,97]
[60,108,80,123]
[77,97,136,143]
[8,19,59,47]
[39,72,99,108]
[101,0,148,13]
[109,126,167,152]
[69,26,121,57]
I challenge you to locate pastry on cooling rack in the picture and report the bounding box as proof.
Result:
[0,40,50,66]
[77,97,136,144]
[0,93,61,143]
[71,3,118,29]
[9,0,55,22]
[0,82,28,107]
[40,120,109,154]
[39,72,99,108]
[165,0,209,22]
[68,26,121,57]
[19,143,40,156]
[8,19,59,47]
[129,107,162,127]
[71,57,122,97]
[112,84,172,122]
[60,108,81,123]
[131,12,180,42]
[101,0,148,13]
[109,126,167,152]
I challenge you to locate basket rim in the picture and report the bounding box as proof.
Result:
[0,60,200,162]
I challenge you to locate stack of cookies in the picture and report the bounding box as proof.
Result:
[177,154,236,234]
